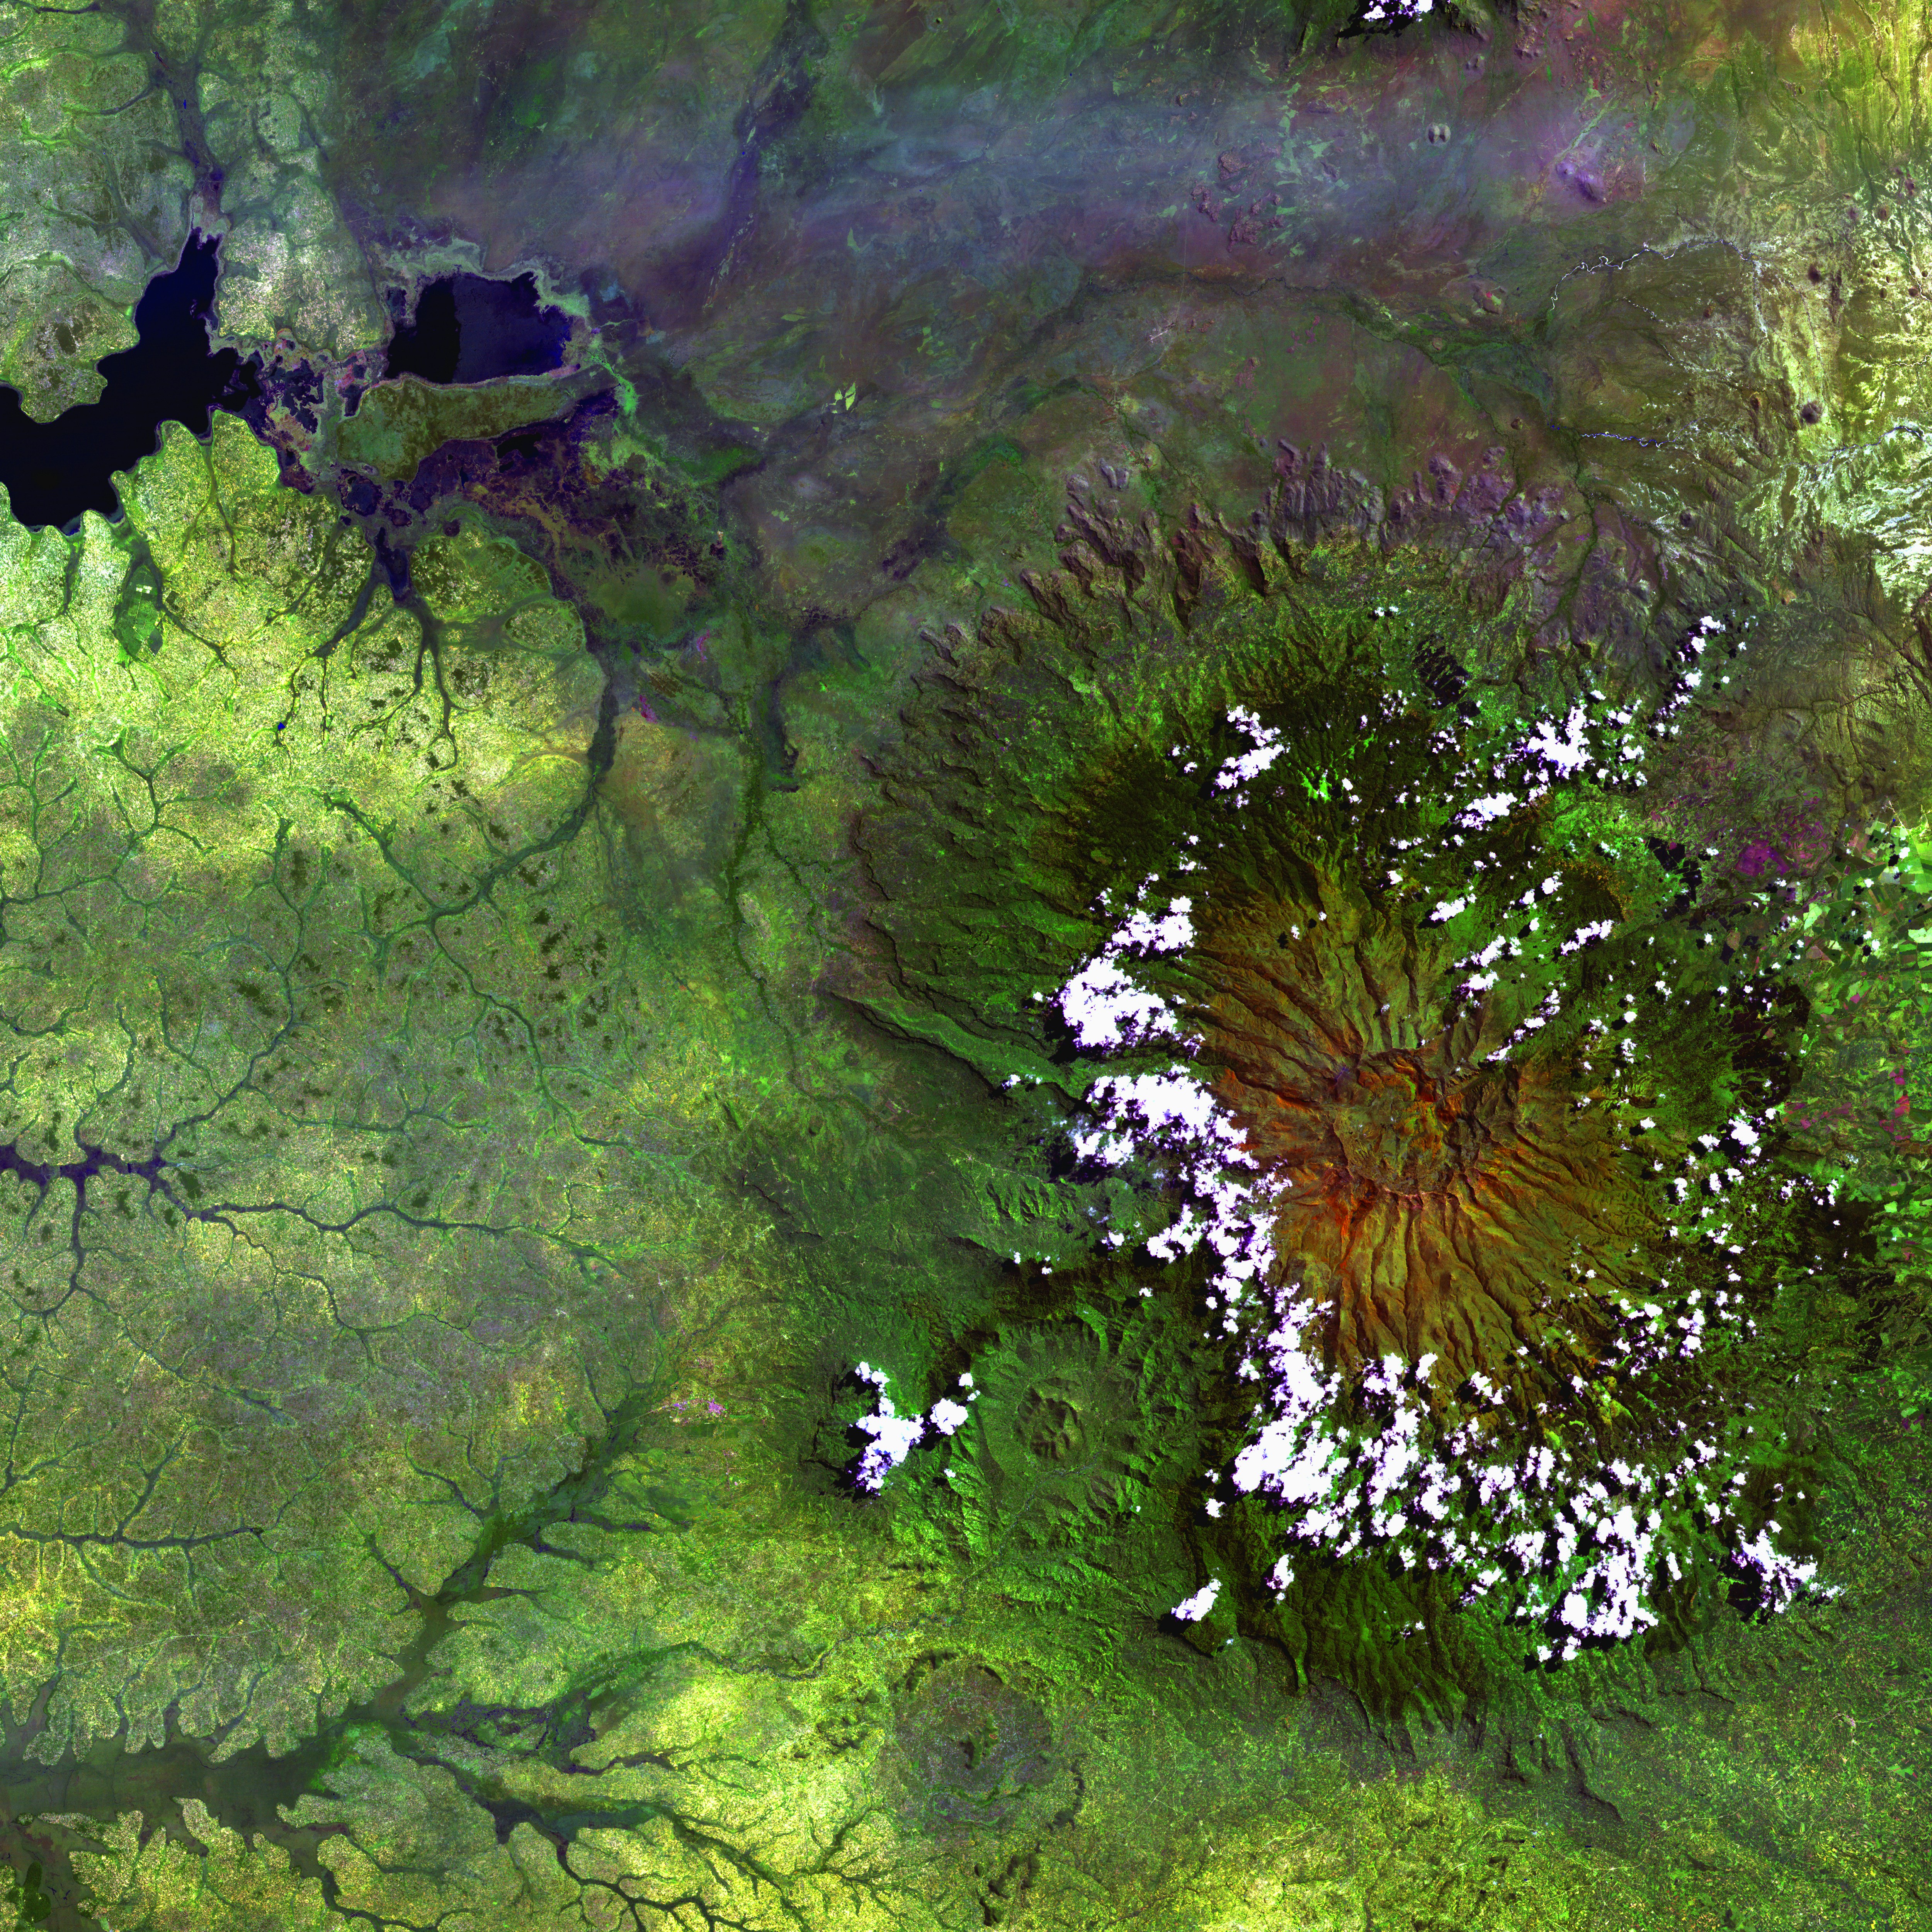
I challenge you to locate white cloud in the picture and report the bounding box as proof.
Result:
[1172,1577,1222,1622]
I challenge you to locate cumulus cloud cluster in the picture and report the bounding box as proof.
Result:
[851,1365,976,1492]
[851,615,1844,1659]
[1032,622,1835,1658]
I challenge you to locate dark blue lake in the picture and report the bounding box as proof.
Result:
[0,238,574,535]
[0,229,258,534]
[382,270,572,386]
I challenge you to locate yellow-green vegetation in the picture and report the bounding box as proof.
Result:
[0,411,775,1767]
[49,1803,336,1932]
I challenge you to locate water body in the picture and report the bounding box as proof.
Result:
[0,230,259,534]
[0,247,571,539]
[382,272,572,385]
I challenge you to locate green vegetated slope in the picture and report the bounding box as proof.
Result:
[0,432,1917,1929]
